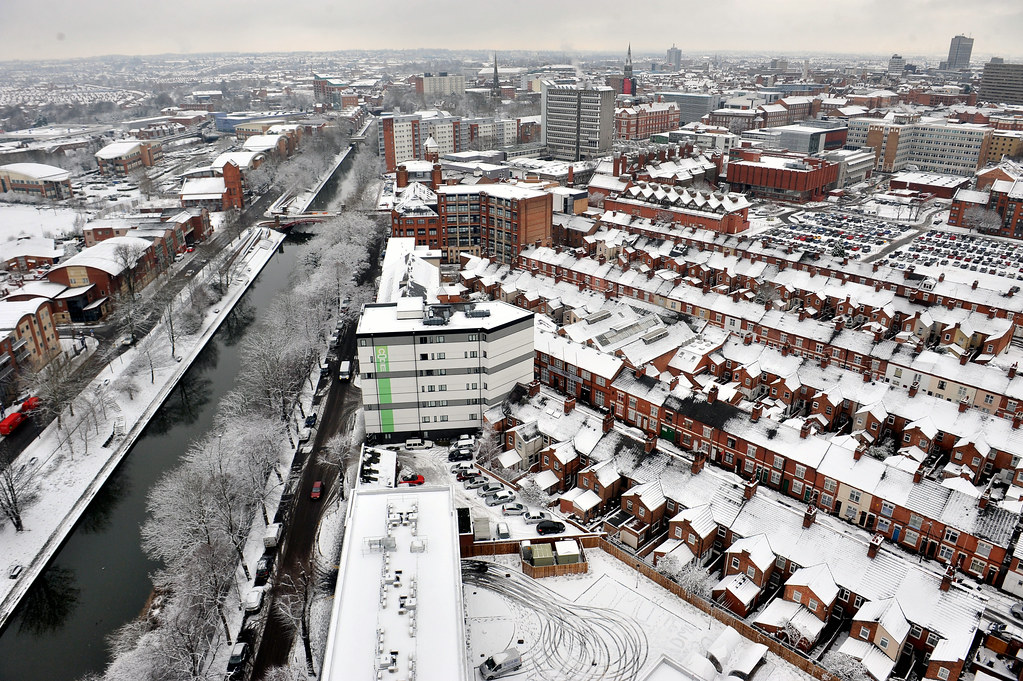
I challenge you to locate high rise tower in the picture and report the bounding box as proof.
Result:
[624,44,634,80]
[943,35,974,70]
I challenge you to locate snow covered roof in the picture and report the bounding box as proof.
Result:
[180,177,226,199]
[837,637,897,681]
[95,140,142,159]
[533,469,560,492]
[48,235,150,276]
[0,162,70,182]
[855,597,910,644]
[726,534,774,571]
[671,504,717,539]
[788,564,839,605]
[713,572,761,608]
[242,135,283,152]
[753,599,826,642]
[212,151,264,171]
[321,487,468,681]
[0,298,50,331]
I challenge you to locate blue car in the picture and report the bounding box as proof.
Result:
[305,414,317,427]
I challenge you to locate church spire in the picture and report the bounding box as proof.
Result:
[490,52,501,100]
[624,43,633,79]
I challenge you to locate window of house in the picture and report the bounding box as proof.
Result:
[943,528,959,544]
[674,527,683,539]
[879,636,889,650]
[731,556,740,570]
[910,625,922,639]
[849,489,861,504]
[927,632,940,647]
[824,478,837,492]
[881,501,894,517]
[792,590,802,603]
[626,500,633,511]
[746,565,756,579]
[808,598,819,612]
[858,626,870,641]
[938,545,954,562]
[936,668,949,681]
[794,464,806,479]
[792,480,803,496]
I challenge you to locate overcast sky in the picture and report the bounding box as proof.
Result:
[1,0,1020,63]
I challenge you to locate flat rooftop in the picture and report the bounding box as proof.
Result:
[357,299,533,336]
[321,486,468,681]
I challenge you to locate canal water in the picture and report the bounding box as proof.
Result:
[0,151,353,680]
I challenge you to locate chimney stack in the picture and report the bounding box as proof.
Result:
[431,163,442,191]
[800,421,812,439]
[854,444,866,460]
[972,280,979,290]
[909,382,919,398]
[645,432,658,454]
[527,380,541,397]
[958,399,970,413]
[692,452,706,475]
[708,385,719,404]
[1010,363,1018,379]
[868,533,884,559]
[602,411,615,434]
[803,505,817,528]
[564,396,576,414]
[743,479,758,500]
[959,353,969,366]
[938,272,945,282]
[782,345,790,357]
[913,468,923,484]
[940,564,955,592]
[863,371,871,383]
[743,334,753,346]
[566,165,575,185]
[979,490,991,510]
[751,403,763,423]
[799,308,807,322]
[396,164,409,189]
[1013,412,1023,430]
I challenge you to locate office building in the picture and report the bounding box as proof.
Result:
[435,184,553,265]
[655,92,722,124]
[980,62,1023,105]
[725,149,840,203]
[379,110,521,171]
[413,72,466,98]
[541,81,615,161]
[94,140,163,176]
[356,299,534,440]
[847,113,992,176]
[667,45,682,71]
[888,54,905,75]
[0,163,72,199]
[942,35,974,70]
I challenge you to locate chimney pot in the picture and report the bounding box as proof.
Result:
[913,468,923,484]
[564,397,576,414]
[1013,412,1023,430]
[868,533,883,559]
[803,505,817,528]
[800,421,812,439]
[743,479,758,500]
[909,382,919,397]
[960,353,969,366]
[958,399,969,413]
[707,385,719,403]
[751,403,763,423]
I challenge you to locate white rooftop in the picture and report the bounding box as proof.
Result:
[357,299,532,336]
[0,163,70,182]
[321,486,468,681]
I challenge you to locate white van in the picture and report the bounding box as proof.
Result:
[479,648,522,679]
[338,361,352,380]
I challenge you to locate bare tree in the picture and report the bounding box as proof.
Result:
[22,354,84,455]
[656,555,714,599]
[821,650,872,681]
[0,452,37,532]
[273,559,322,676]
[964,204,1002,234]
[112,241,149,300]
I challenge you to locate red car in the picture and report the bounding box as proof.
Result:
[310,481,323,500]
[399,474,425,486]
[20,397,40,412]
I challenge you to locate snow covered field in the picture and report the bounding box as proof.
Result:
[0,203,81,241]
[0,227,286,630]
[463,551,815,681]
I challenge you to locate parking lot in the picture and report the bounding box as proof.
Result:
[880,229,1023,283]
[756,211,914,258]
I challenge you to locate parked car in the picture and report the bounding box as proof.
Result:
[463,476,487,490]
[450,462,474,474]
[522,511,550,525]
[20,397,40,411]
[448,449,474,462]
[0,412,27,436]
[304,413,317,427]
[1012,602,1023,620]
[501,503,527,516]
[495,522,511,539]
[485,490,515,506]
[243,587,264,613]
[477,482,504,497]
[398,474,425,486]
[227,642,249,672]
[8,564,24,579]
[479,648,522,680]
[310,480,323,500]
[536,520,566,535]
[254,554,274,587]
[404,438,433,450]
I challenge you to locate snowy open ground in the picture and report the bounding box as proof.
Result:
[463,551,815,681]
[0,203,82,241]
[0,226,286,630]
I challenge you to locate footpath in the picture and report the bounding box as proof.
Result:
[0,226,287,630]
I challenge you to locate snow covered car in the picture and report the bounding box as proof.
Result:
[501,503,527,516]
[485,490,515,506]
[243,587,264,613]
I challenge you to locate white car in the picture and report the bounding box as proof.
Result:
[485,490,515,506]
[404,438,434,450]
[244,587,264,613]
[523,511,550,525]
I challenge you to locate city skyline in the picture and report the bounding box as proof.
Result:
[1,0,1021,63]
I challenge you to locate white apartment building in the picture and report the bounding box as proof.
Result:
[356,298,534,440]
[419,72,466,98]
[847,114,992,176]
[541,81,615,161]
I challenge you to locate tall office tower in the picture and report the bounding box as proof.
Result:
[541,80,616,161]
[667,44,682,71]
[888,54,905,75]
[944,34,974,70]
[980,61,1023,105]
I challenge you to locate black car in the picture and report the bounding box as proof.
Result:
[536,520,566,535]
[254,553,274,586]
[227,642,249,672]
[304,413,317,427]
[448,450,474,462]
